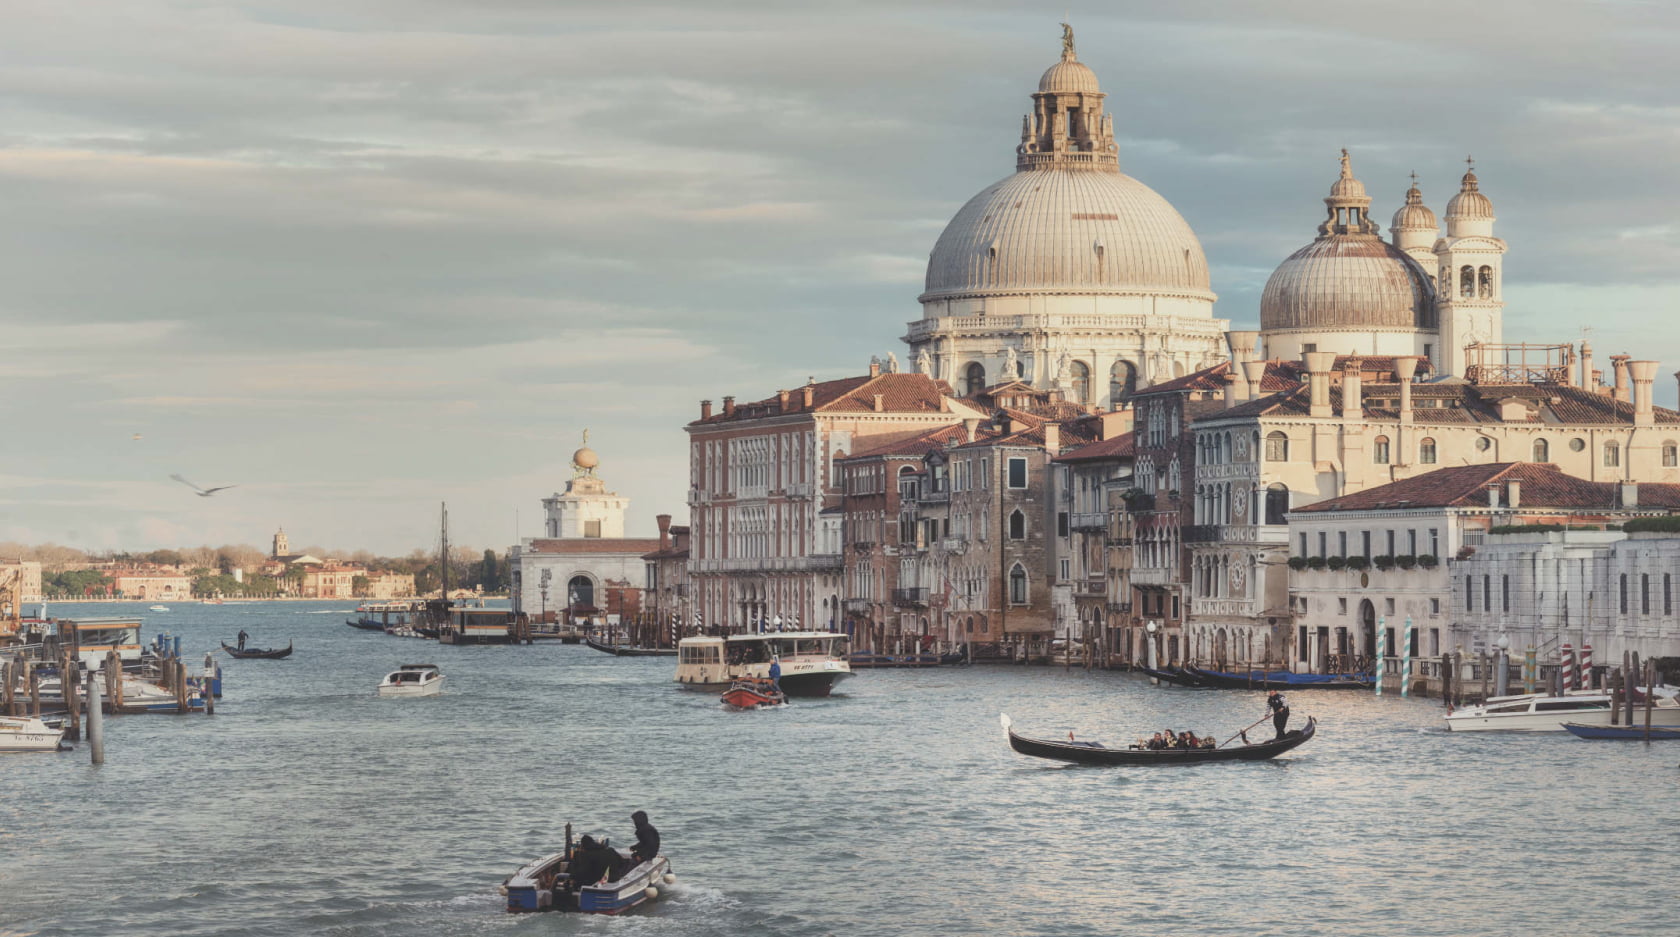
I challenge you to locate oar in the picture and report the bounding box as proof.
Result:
[1220,714,1271,748]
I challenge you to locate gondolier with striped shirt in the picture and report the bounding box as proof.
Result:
[1266,689,1290,739]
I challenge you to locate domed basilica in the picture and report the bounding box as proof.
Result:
[903,28,1229,408]
[903,31,1507,389]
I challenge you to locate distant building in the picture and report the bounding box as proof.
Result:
[508,436,659,625]
[641,515,691,646]
[301,564,364,599]
[362,572,415,600]
[0,559,43,604]
[110,567,191,601]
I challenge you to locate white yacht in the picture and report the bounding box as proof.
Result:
[0,716,64,753]
[674,631,852,697]
[1445,687,1680,732]
[378,663,444,697]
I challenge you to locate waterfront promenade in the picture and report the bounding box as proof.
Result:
[2,600,1673,936]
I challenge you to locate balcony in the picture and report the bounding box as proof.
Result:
[892,587,929,608]
[919,488,950,504]
[843,598,873,614]
[1072,580,1105,597]
[1131,567,1175,586]
[1182,524,1220,543]
[1071,511,1107,531]
[938,537,969,555]
[1181,524,1289,545]
[784,482,814,500]
[1106,601,1132,613]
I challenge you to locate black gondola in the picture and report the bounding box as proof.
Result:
[583,638,678,657]
[1137,665,1213,688]
[345,619,386,631]
[1000,713,1315,766]
[221,641,293,659]
[1184,663,1371,691]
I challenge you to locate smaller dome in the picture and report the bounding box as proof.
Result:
[1446,170,1494,219]
[1038,59,1100,93]
[1329,175,1367,199]
[572,447,599,470]
[1392,183,1438,230]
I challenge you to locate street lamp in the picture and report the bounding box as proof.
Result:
[539,569,552,623]
[1145,619,1160,671]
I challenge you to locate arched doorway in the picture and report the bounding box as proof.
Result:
[1358,599,1376,663]
[568,575,595,611]
[1110,360,1138,404]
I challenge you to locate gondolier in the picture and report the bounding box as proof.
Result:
[1267,689,1290,739]
[237,629,248,650]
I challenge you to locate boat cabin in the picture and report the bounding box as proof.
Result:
[675,631,853,695]
[57,618,143,672]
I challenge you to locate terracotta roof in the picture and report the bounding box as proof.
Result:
[1293,462,1680,513]
[1136,360,1311,397]
[526,538,663,555]
[844,423,973,460]
[641,547,690,561]
[1054,431,1135,463]
[691,373,957,425]
[1201,379,1680,426]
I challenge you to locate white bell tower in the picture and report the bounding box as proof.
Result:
[1435,158,1506,378]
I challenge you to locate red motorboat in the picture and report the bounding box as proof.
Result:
[720,678,785,710]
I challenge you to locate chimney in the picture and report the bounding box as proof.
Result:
[869,360,881,378]
[1241,360,1269,400]
[1506,480,1521,508]
[872,394,884,413]
[1393,357,1418,423]
[1580,342,1594,390]
[778,389,791,413]
[1486,483,1500,509]
[1629,360,1659,426]
[1593,369,1605,391]
[656,514,672,550]
[1043,423,1061,456]
[1621,482,1640,507]
[1304,351,1336,417]
[1341,364,1363,420]
[700,399,713,420]
[722,396,736,417]
[963,417,981,442]
[803,383,815,408]
[1223,371,1245,409]
[1225,330,1260,365]
[998,412,1014,436]
[1611,354,1631,401]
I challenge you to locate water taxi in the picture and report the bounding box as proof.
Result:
[674,631,851,697]
[377,663,444,697]
[1445,687,1680,732]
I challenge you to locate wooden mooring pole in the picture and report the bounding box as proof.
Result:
[85,672,105,764]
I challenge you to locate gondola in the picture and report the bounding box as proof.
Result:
[1000,713,1316,766]
[1184,663,1371,691]
[221,641,293,659]
[1138,665,1212,688]
[345,618,386,631]
[583,638,677,657]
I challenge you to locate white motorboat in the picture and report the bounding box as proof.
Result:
[0,716,65,752]
[149,605,169,612]
[378,663,443,697]
[1445,687,1680,732]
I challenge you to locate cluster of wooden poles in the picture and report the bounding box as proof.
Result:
[1437,648,1669,736]
[2,648,212,763]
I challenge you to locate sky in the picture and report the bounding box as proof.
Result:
[2,0,1678,556]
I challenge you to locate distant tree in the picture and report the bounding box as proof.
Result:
[351,575,370,597]
[142,549,184,567]
[47,570,111,596]
[479,549,501,591]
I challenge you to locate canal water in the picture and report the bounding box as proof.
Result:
[2,600,1674,936]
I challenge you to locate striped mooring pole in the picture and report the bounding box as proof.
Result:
[1374,617,1387,696]
[1561,643,1575,692]
[1579,643,1593,690]
[1400,616,1413,699]
[1522,646,1537,694]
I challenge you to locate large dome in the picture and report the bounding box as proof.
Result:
[1260,237,1434,332]
[921,168,1214,302]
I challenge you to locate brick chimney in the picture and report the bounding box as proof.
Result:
[868,360,881,378]
[1611,354,1631,401]
[1580,341,1594,390]
[722,396,736,417]
[1486,483,1500,509]
[872,394,884,413]
[1629,360,1659,426]
[1341,363,1362,420]
[656,514,672,550]
[1506,479,1521,508]
[778,389,791,413]
[803,382,815,408]
[1304,351,1336,417]
[700,399,713,420]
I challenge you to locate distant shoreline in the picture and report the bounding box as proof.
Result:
[35,594,507,605]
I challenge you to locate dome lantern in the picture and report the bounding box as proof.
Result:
[1318,148,1380,237]
[1445,155,1496,237]
[1016,25,1119,173]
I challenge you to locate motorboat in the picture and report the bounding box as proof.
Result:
[675,631,852,697]
[149,605,170,612]
[1563,722,1680,740]
[0,716,65,753]
[377,663,443,697]
[720,678,785,710]
[1444,687,1680,732]
[503,841,674,914]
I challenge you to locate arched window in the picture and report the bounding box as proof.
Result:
[1109,360,1138,404]
[1008,564,1028,604]
[1478,265,1495,299]
[1663,442,1678,467]
[1070,361,1090,404]
[567,575,595,610]
[1620,573,1629,614]
[1642,573,1651,614]
[1605,442,1621,468]
[1008,509,1026,540]
[1460,265,1475,299]
[1373,435,1391,464]
[1265,483,1289,525]
[1533,438,1549,462]
[1419,437,1437,464]
[965,616,974,634]
[964,362,986,396]
[1264,431,1289,462]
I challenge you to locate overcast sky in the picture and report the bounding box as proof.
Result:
[2,0,1676,555]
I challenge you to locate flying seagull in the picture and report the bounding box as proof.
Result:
[171,474,237,497]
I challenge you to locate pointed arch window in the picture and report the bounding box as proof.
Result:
[1008,564,1029,605]
[1419,437,1437,464]
[1008,509,1026,540]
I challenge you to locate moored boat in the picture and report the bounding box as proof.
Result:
[1185,663,1371,690]
[377,663,443,697]
[502,837,674,914]
[1000,713,1316,765]
[585,637,677,657]
[0,716,65,752]
[720,678,785,710]
[675,631,851,697]
[1562,722,1680,740]
[1138,665,1213,688]
[1445,687,1680,732]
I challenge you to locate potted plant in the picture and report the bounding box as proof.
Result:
[1418,554,1439,568]
[1345,555,1370,571]
[1326,555,1347,570]
[1306,556,1326,570]
[1373,554,1396,570]
[1454,546,1476,561]
[1396,554,1417,569]
[1288,556,1308,571]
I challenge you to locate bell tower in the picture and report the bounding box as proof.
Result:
[1435,158,1506,377]
[272,528,290,558]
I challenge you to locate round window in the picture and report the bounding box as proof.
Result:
[1569,438,1586,452]
[1475,437,1492,451]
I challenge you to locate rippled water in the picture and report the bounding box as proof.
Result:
[2,600,1675,936]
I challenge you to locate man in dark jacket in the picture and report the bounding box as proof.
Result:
[1267,690,1290,739]
[629,810,660,865]
[569,835,623,887]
